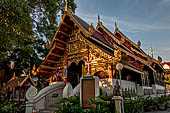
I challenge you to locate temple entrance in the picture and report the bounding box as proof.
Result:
[113,68,142,85]
[67,60,85,88]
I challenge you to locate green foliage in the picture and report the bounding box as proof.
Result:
[124,96,144,113]
[152,97,159,106]
[57,96,83,113]
[87,98,111,113]
[57,96,115,113]
[30,0,77,41]
[158,95,169,104]
[99,94,114,101]
[124,95,170,112]
[0,0,33,52]
[0,0,77,79]
[123,93,136,99]
[0,101,18,113]
[143,95,154,107]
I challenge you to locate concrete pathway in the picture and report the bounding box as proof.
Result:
[143,110,169,113]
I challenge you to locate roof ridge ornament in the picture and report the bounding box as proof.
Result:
[65,0,68,11]
[98,14,100,22]
[158,56,162,63]
[97,14,102,25]
[32,64,37,76]
[115,21,117,29]
[64,0,73,13]
[46,40,50,49]
[150,45,154,58]
[137,40,141,47]
[89,23,95,35]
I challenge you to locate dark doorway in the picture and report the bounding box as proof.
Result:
[67,60,85,88]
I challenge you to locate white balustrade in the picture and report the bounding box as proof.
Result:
[25,82,65,113]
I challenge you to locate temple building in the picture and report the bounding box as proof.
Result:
[0,72,37,102]
[32,9,165,95]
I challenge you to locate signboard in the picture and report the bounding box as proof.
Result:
[82,79,95,108]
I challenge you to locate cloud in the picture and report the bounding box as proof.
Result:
[159,0,170,6]
[161,0,170,3]
[76,12,170,33]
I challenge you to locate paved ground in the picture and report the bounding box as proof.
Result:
[143,110,170,113]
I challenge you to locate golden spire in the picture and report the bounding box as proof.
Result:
[115,21,117,29]
[98,14,100,22]
[137,40,141,47]
[65,0,68,11]
[150,45,153,58]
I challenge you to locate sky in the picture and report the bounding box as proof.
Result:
[74,0,170,62]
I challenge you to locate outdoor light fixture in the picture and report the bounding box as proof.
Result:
[116,63,123,71]
[116,63,123,96]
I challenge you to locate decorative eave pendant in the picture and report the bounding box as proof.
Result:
[89,23,95,36]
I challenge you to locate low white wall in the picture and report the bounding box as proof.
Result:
[99,78,136,95]
[25,82,65,113]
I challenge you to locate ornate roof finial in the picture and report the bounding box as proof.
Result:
[46,40,50,49]
[115,21,117,29]
[158,56,162,63]
[97,14,102,25]
[98,14,100,22]
[32,64,37,76]
[137,40,141,47]
[89,23,95,35]
[150,45,154,58]
[65,0,68,11]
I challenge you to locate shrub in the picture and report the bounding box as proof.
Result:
[158,95,168,104]
[124,96,144,113]
[57,96,83,113]
[57,96,115,113]
[0,101,18,113]
[88,98,111,113]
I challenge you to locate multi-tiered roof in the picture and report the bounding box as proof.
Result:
[33,10,165,77]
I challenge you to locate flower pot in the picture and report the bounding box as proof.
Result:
[144,106,152,112]
[158,103,166,110]
[152,105,158,110]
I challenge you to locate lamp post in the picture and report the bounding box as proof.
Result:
[113,63,124,113]
[116,63,123,96]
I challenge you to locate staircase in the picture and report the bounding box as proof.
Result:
[25,82,65,113]
[37,109,57,113]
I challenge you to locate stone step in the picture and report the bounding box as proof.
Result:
[37,109,57,113]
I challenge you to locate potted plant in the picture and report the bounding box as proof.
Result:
[151,97,158,110]
[124,96,144,113]
[158,95,168,110]
[143,96,153,112]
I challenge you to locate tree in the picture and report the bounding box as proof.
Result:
[30,0,77,41]
[0,0,77,79]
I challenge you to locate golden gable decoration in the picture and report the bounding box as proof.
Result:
[89,23,95,35]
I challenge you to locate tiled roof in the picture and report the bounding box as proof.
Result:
[7,76,25,87]
[72,14,114,49]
